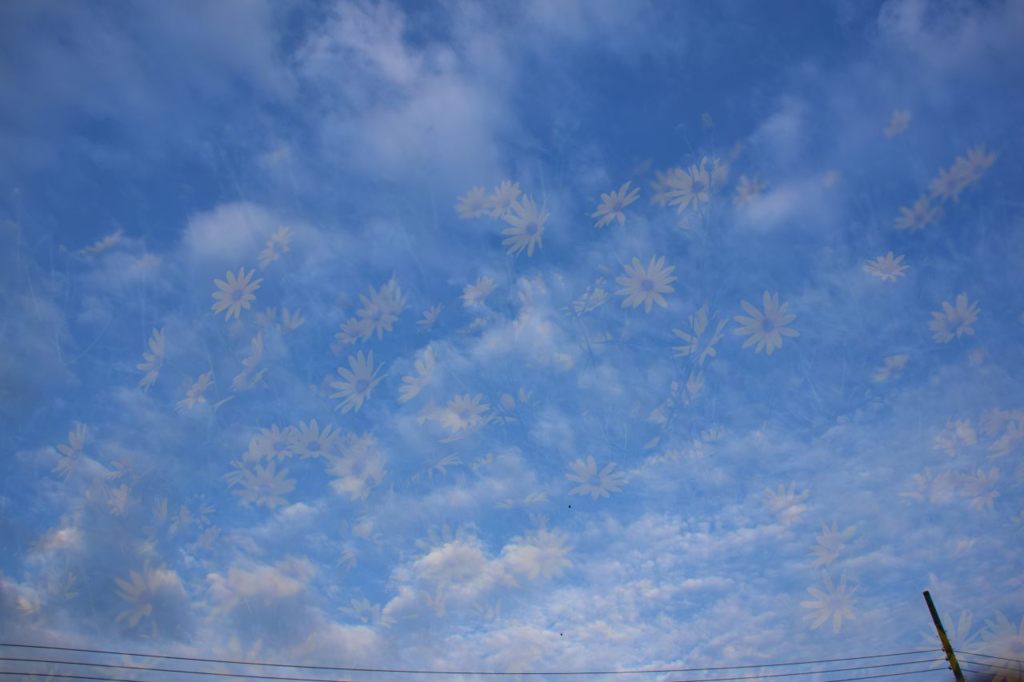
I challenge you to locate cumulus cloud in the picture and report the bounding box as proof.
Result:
[207,557,316,614]
[296,0,513,186]
[733,177,838,231]
[181,202,280,263]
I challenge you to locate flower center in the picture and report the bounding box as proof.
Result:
[307,440,320,452]
[231,289,244,301]
[526,223,538,236]
[640,278,654,292]
[356,379,370,393]
[762,318,775,332]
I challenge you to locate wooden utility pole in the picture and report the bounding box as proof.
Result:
[923,590,967,682]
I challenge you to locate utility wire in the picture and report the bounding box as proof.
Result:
[4,657,354,682]
[0,644,944,677]
[666,668,946,682]
[0,657,945,682]
[958,655,1024,667]
[836,670,959,682]
[685,658,949,680]
[0,674,157,682]
[959,657,1024,673]
[0,665,944,682]
[958,663,1020,679]
[958,651,1024,665]
[961,664,1024,680]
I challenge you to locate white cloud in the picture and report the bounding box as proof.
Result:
[749,96,807,167]
[242,501,323,549]
[528,408,577,453]
[733,177,837,231]
[413,449,547,517]
[521,0,682,59]
[207,556,316,614]
[0,1,290,178]
[385,538,511,619]
[469,277,574,369]
[181,202,278,262]
[412,538,514,600]
[298,0,422,88]
[79,241,164,294]
[296,1,513,186]
[875,0,1024,75]
[294,620,387,665]
[385,522,575,621]
[30,525,84,556]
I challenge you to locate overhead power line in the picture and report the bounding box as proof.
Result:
[659,663,943,682]
[958,663,1023,679]
[3,657,355,682]
[0,656,947,682]
[958,657,1024,673]
[0,666,946,682]
[954,666,986,676]
[0,674,166,682]
[957,650,1024,665]
[0,643,944,677]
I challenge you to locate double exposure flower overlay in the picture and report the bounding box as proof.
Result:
[1,0,1022,675]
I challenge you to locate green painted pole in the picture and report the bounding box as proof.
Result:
[923,590,966,682]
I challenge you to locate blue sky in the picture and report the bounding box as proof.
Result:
[1,0,1024,678]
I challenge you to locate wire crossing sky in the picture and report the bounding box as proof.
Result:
[1,0,1023,677]
[0,643,958,681]
[0,642,951,677]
